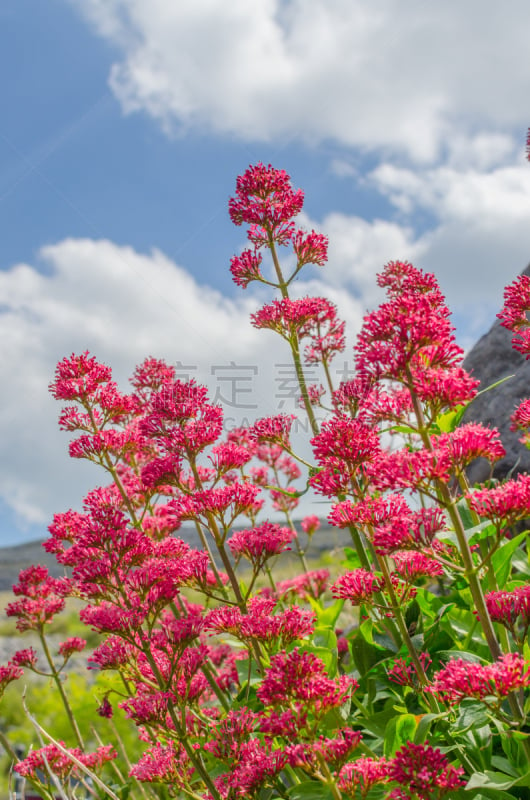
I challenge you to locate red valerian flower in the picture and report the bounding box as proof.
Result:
[485,585,530,640]
[511,396,530,434]
[391,551,444,581]
[58,637,87,658]
[331,569,384,605]
[228,522,294,567]
[0,662,24,695]
[301,514,320,536]
[96,697,113,718]
[338,756,390,798]
[129,741,194,786]
[250,414,296,449]
[130,357,177,401]
[292,228,328,267]
[285,728,362,773]
[229,163,304,245]
[276,568,330,601]
[467,473,530,528]
[429,653,530,705]
[311,417,381,496]
[10,648,38,669]
[15,744,116,780]
[498,273,530,357]
[6,566,72,632]
[387,653,432,687]
[257,647,357,714]
[497,275,530,332]
[356,262,464,385]
[229,248,264,288]
[387,741,465,798]
[49,352,113,401]
[205,597,315,648]
[213,739,288,799]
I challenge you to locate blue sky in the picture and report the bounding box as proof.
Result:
[2,0,530,546]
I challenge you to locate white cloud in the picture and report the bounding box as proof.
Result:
[0,239,364,538]
[70,0,530,162]
[366,159,530,311]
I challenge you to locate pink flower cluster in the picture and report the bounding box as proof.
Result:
[430,653,530,705]
[337,742,464,799]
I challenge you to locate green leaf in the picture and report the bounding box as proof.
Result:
[476,374,515,397]
[343,547,363,569]
[311,599,344,629]
[287,781,334,800]
[313,626,338,650]
[491,530,528,586]
[436,403,468,433]
[108,784,131,800]
[466,771,518,791]
[414,713,440,744]
[454,701,489,732]
[383,713,417,758]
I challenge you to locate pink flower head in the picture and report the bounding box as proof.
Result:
[286,728,362,773]
[276,568,330,600]
[498,273,530,357]
[387,653,432,687]
[251,297,344,364]
[356,262,466,394]
[257,647,357,713]
[311,417,381,496]
[331,569,384,605]
[205,597,315,648]
[229,163,304,246]
[467,473,530,528]
[230,248,264,288]
[434,423,505,473]
[391,551,444,581]
[208,442,253,473]
[171,482,263,528]
[213,739,288,799]
[58,637,87,659]
[511,397,530,444]
[292,228,328,268]
[301,515,320,536]
[429,653,530,705]
[15,744,116,780]
[10,648,38,669]
[130,357,176,398]
[485,585,530,638]
[328,495,447,556]
[228,522,294,566]
[250,414,295,449]
[203,708,258,760]
[377,261,439,295]
[6,566,72,632]
[388,741,465,798]
[129,742,193,786]
[0,661,24,695]
[301,383,326,407]
[338,756,390,797]
[49,352,112,401]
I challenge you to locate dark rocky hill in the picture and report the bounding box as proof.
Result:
[462,263,530,484]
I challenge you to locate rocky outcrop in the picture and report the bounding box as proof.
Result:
[462,265,530,484]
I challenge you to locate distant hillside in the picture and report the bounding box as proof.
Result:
[0,522,348,593]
